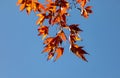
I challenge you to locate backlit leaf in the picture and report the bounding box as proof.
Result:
[54,47,64,61]
[43,37,54,44]
[77,0,87,8]
[47,52,54,60]
[81,6,92,18]
[20,3,25,11]
[58,30,67,41]
[16,0,93,62]
[16,0,23,6]
[26,6,32,15]
[38,26,48,39]
[36,13,46,25]
[42,45,52,53]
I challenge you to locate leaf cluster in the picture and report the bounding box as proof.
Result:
[16,0,93,62]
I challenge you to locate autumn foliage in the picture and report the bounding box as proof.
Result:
[16,0,93,62]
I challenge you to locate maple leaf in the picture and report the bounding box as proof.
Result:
[38,26,48,39]
[54,47,64,61]
[70,44,88,62]
[81,6,92,18]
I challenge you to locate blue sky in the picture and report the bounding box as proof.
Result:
[0,0,120,78]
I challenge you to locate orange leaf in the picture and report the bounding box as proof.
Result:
[32,1,45,12]
[46,0,52,3]
[16,0,23,6]
[81,6,92,18]
[77,0,82,3]
[61,7,67,15]
[38,26,48,39]
[77,0,87,8]
[42,46,52,53]
[54,47,64,61]
[81,0,87,8]
[58,30,67,41]
[31,1,37,12]
[20,3,26,11]
[49,5,56,13]
[81,9,88,18]
[43,37,54,44]
[26,6,32,15]
[53,16,61,25]
[36,13,46,25]
[47,52,54,60]
[38,2,45,11]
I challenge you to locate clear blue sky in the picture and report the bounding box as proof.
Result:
[0,0,120,78]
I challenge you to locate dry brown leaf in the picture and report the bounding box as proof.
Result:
[70,44,88,62]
